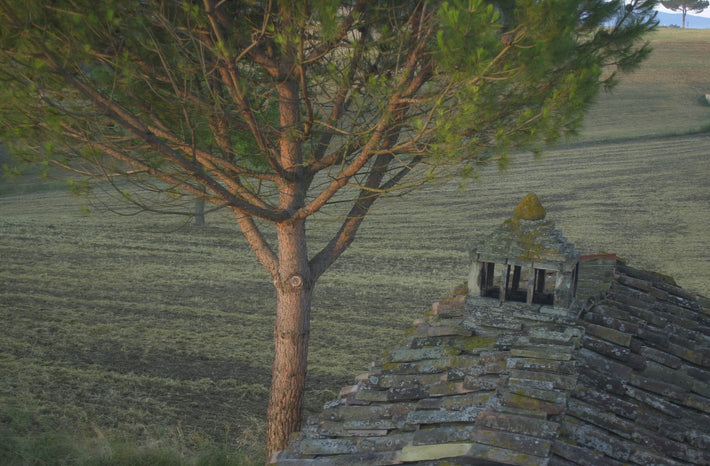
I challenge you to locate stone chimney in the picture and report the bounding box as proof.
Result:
[468,193,580,308]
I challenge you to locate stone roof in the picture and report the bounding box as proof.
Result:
[275,254,710,465]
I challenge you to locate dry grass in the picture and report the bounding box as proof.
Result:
[1,27,709,464]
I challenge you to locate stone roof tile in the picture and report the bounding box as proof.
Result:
[276,254,709,465]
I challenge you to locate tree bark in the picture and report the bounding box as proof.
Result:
[265,218,312,459]
[193,196,205,226]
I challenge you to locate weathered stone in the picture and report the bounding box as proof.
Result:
[428,381,475,397]
[511,309,559,323]
[345,429,389,437]
[390,346,458,363]
[692,378,710,398]
[296,438,358,455]
[511,345,574,361]
[463,442,548,466]
[566,399,635,439]
[386,385,430,401]
[574,387,637,420]
[476,411,559,439]
[373,373,444,390]
[506,357,576,374]
[509,369,577,391]
[468,429,553,458]
[687,429,710,450]
[666,342,708,365]
[278,451,402,465]
[624,386,684,418]
[635,325,670,347]
[578,348,632,382]
[380,357,454,375]
[414,425,485,446]
[629,448,685,466]
[358,432,413,453]
[583,322,632,347]
[354,389,389,402]
[551,439,606,465]
[564,424,633,461]
[463,375,500,391]
[582,336,630,362]
[501,392,565,415]
[342,418,398,430]
[439,391,494,410]
[631,429,710,464]
[406,406,483,425]
[509,386,568,405]
[400,443,474,462]
[539,306,570,318]
[682,392,710,414]
[629,373,687,402]
[617,273,653,292]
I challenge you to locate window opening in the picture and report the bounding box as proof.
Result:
[481,262,554,305]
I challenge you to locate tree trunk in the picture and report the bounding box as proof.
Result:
[193,196,205,226]
[265,219,312,460]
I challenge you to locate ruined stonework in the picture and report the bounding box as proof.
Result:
[275,196,710,465]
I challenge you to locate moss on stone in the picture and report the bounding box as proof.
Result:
[513,193,546,221]
[462,336,496,352]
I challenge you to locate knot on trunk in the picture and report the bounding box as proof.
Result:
[288,274,304,289]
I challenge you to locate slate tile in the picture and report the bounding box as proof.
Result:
[631,429,710,464]
[463,374,500,391]
[551,439,610,465]
[400,443,473,462]
[439,391,495,410]
[583,322,632,347]
[578,348,632,382]
[412,425,479,445]
[406,406,482,425]
[574,386,638,420]
[469,428,553,457]
[624,386,684,418]
[358,431,413,453]
[509,369,577,390]
[564,423,633,462]
[463,442,548,466]
[476,411,559,439]
[687,429,710,450]
[582,335,630,362]
[628,373,687,402]
[501,392,565,415]
[638,345,682,369]
[682,392,710,414]
[509,386,568,405]
[296,438,358,455]
[566,399,635,439]
[506,357,576,374]
[629,448,686,466]
[511,344,574,361]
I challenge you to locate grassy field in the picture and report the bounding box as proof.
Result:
[1,28,709,464]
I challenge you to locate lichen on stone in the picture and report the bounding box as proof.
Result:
[512,193,546,221]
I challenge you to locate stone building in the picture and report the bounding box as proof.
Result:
[275,195,710,465]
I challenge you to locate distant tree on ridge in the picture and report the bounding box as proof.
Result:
[661,0,710,27]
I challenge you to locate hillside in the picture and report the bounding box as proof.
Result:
[657,11,710,29]
[1,27,709,465]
